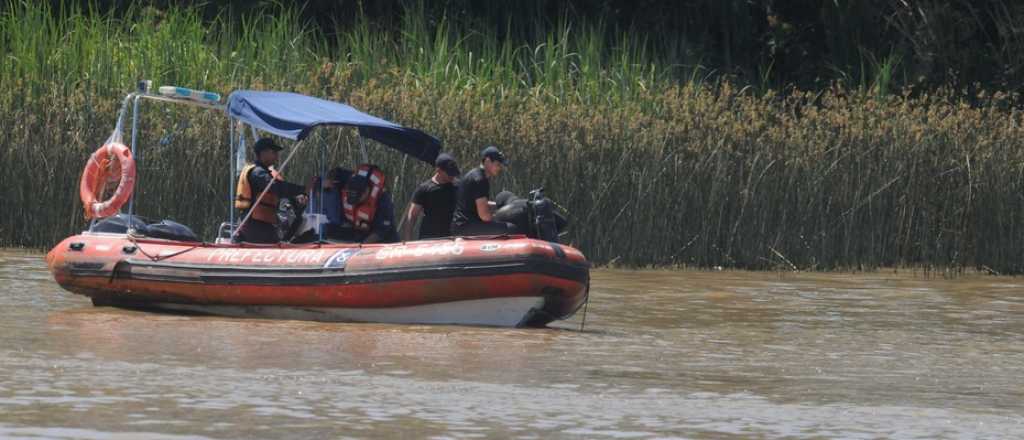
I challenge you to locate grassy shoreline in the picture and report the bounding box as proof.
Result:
[3,3,1024,273]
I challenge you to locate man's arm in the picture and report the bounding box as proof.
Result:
[250,167,306,199]
[402,203,422,241]
[475,197,493,222]
[272,179,307,199]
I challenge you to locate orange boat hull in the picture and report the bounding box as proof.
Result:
[46,234,589,327]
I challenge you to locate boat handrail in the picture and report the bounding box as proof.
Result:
[130,91,226,111]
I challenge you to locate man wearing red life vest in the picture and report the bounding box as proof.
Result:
[234,138,308,243]
[341,165,399,243]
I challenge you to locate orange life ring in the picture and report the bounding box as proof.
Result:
[79,142,136,219]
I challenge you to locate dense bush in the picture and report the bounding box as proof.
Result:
[3,2,1023,272]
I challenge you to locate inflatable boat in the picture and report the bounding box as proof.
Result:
[46,234,588,327]
[45,85,589,327]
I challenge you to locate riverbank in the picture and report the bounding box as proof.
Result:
[3,3,1024,272]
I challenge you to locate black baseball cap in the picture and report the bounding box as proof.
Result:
[435,153,460,177]
[481,145,507,165]
[346,173,369,201]
[328,167,353,186]
[253,138,283,153]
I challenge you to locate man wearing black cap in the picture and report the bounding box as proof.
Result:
[402,153,460,241]
[234,137,308,243]
[451,146,514,236]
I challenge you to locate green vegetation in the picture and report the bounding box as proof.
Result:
[2,1,1024,272]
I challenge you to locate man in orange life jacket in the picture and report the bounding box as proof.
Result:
[234,138,308,243]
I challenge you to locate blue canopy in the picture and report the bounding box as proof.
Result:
[227,91,441,164]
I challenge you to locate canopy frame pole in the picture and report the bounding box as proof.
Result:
[231,138,307,241]
[237,121,249,165]
[357,135,369,164]
[90,95,135,232]
[318,140,326,244]
[134,93,224,110]
[126,94,142,234]
[113,94,132,139]
[230,121,251,239]
[227,117,236,238]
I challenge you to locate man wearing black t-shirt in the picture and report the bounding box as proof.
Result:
[401,153,460,240]
[451,146,515,236]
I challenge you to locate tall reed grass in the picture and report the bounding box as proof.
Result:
[3,2,1023,272]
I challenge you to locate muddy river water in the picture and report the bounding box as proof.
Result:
[1,249,1023,438]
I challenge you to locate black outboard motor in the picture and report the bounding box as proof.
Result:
[494,189,566,242]
[527,188,559,242]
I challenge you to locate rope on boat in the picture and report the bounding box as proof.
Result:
[231,138,308,241]
[549,197,571,216]
[128,234,201,262]
[579,280,590,332]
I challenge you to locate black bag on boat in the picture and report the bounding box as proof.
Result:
[147,220,200,242]
[91,214,150,235]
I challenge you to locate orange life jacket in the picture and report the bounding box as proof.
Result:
[343,164,386,232]
[235,163,280,224]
